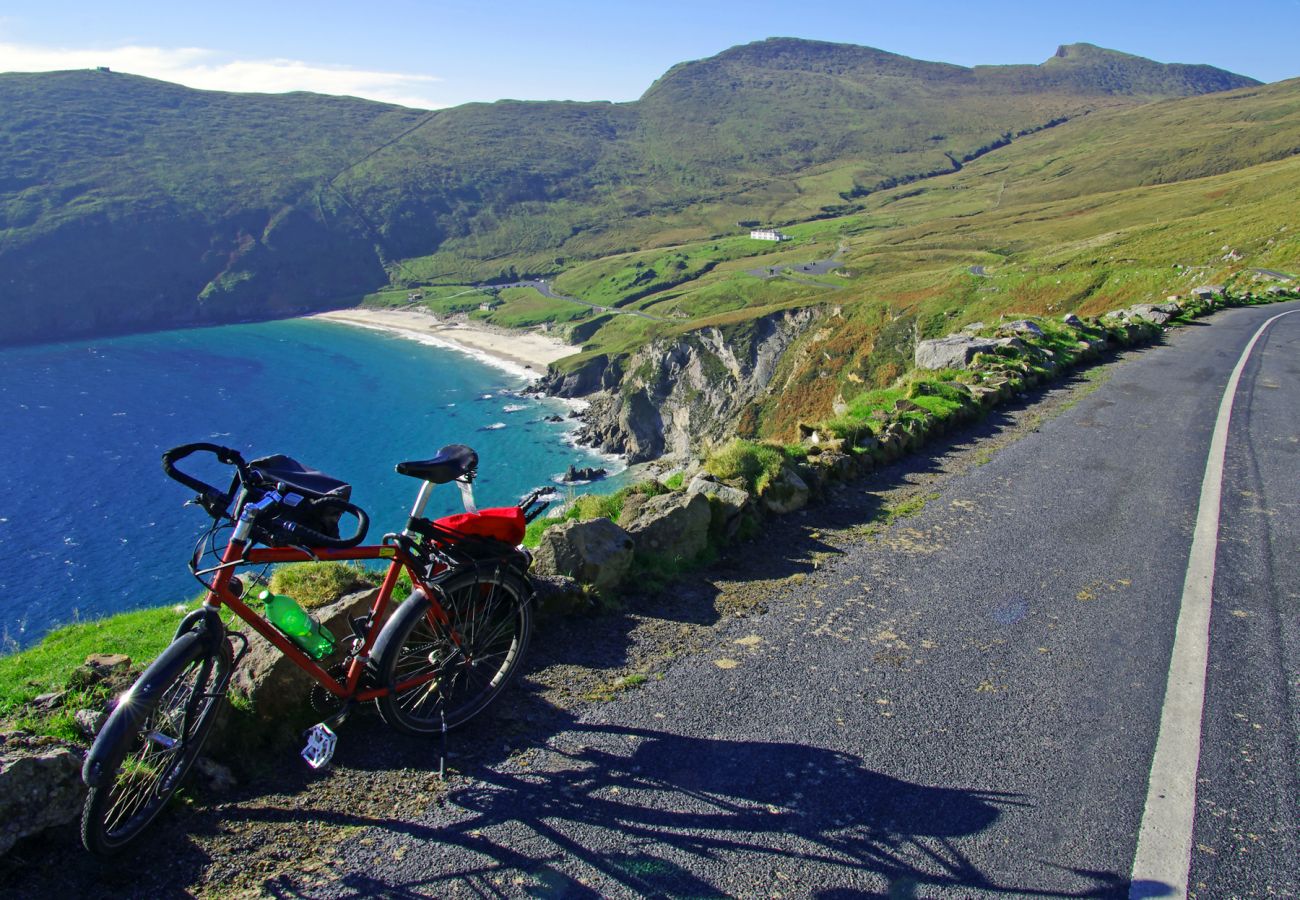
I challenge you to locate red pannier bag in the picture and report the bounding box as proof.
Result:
[433,506,527,546]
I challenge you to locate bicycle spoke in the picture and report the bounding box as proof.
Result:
[378,572,531,734]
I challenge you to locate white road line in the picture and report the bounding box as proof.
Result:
[1129,308,1299,899]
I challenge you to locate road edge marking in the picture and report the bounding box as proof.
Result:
[1129,308,1298,899]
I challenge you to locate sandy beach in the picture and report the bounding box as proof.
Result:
[310,308,573,378]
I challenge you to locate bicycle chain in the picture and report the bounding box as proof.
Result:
[310,661,350,714]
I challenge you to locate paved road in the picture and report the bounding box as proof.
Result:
[490,279,668,321]
[1250,267,1295,282]
[747,246,846,284]
[318,302,1299,897]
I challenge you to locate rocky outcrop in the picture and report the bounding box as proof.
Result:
[532,518,635,593]
[555,307,820,462]
[538,354,621,398]
[914,335,1004,370]
[687,474,751,537]
[762,467,810,514]
[531,574,590,616]
[0,744,85,856]
[230,588,379,722]
[1115,302,1181,326]
[621,492,712,562]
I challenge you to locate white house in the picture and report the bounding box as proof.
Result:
[750,228,789,242]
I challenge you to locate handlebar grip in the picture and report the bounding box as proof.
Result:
[161,442,249,504]
[280,498,370,550]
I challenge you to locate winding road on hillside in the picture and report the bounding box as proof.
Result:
[490,279,669,321]
[313,301,1300,898]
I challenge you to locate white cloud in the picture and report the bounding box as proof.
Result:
[0,41,444,108]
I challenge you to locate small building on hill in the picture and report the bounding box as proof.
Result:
[750,228,789,242]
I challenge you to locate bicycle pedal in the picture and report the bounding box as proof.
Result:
[301,723,338,769]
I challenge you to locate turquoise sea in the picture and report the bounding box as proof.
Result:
[0,318,620,649]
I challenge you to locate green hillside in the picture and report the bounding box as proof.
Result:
[538,76,1300,440]
[0,39,1258,345]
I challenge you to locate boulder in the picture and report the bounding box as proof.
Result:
[815,451,857,481]
[1062,313,1083,328]
[998,320,1044,337]
[854,432,881,454]
[993,336,1028,354]
[796,463,826,498]
[533,518,634,593]
[0,745,85,856]
[688,476,751,541]
[805,437,846,456]
[687,474,750,523]
[762,466,810,515]
[914,335,1002,370]
[655,468,686,488]
[967,384,1001,409]
[1123,304,1174,326]
[622,492,712,562]
[69,653,132,689]
[230,588,379,722]
[531,574,591,617]
[73,708,106,740]
[616,491,653,527]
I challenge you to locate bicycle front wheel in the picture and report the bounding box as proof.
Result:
[81,631,231,855]
[376,569,532,734]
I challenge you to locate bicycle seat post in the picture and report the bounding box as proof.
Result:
[406,480,437,533]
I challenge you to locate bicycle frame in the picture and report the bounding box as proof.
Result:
[199,477,462,704]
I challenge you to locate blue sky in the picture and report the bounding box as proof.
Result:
[1,0,1296,108]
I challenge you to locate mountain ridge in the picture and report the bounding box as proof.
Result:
[0,39,1264,346]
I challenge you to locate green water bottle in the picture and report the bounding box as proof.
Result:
[259,590,337,659]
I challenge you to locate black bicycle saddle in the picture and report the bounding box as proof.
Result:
[395,444,478,483]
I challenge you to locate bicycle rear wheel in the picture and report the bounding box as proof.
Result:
[375,569,532,734]
[81,631,231,855]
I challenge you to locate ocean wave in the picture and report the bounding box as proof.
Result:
[480,422,508,431]
[503,404,529,413]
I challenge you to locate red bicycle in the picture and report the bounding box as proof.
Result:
[79,441,549,855]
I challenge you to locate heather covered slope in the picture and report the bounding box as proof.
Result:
[530,76,1300,449]
[0,39,1258,345]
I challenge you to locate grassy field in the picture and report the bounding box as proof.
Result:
[438,77,1300,441]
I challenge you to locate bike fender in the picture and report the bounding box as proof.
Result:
[367,588,431,684]
[82,632,204,788]
[172,606,225,655]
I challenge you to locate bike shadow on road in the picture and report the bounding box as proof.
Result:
[244,718,1129,899]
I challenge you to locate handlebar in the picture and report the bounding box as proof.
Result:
[163,443,368,548]
[255,492,370,550]
[162,443,247,509]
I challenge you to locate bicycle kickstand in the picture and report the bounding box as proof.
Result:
[302,702,353,770]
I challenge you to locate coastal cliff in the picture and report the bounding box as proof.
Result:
[543,307,820,462]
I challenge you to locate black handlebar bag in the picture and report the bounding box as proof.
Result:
[247,454,354,540]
